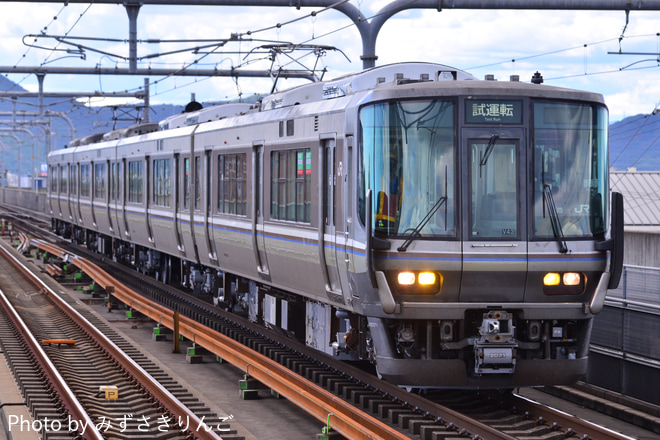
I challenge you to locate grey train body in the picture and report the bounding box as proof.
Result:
[49,62,622,388]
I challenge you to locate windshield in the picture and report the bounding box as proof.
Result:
[532,102,608,238]
[359,100,456,237]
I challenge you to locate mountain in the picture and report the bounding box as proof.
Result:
[0,75,240,177]
[2,74,658,173]
[610,113,660,171]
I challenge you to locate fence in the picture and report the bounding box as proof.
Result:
[588,265,660,404]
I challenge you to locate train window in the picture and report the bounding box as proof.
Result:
[80,164,91,197]
[110,163,120,202]
[532,102,608,238]
[60,165,68,194]
[194,156,201,211]
[359,100,456,237]
[116,162,122,201]
[70,165,77,196]
[183,158,191,210]
[270,149,311,223]
[94,163,106,200]
[469,138,519,239]
[153,158,171,207]
[218,153,247,216]
[128,160,143,204]
[50,166,57,193]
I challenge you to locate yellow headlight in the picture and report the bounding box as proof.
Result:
[418,272,437,286]
[397,271,416,286]
[563,272,581,286]
[543,273,561,286]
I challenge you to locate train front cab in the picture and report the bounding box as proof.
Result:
[357,91,624,388]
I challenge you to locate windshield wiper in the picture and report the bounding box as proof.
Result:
[398,196,447,252]
[479,134,499,167]
[543,184,568,254]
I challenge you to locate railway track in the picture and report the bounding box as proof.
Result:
[29,239,642,440]
[0,209,653,440]
[0,235,233,440]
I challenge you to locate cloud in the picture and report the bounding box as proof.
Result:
[0,1,658,121]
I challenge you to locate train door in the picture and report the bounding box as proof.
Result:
[60,163,70,221]
[460,128,527,302]
[90,161,98,227]
[105,159,114,233]
[47,165,54,215]
[121,158,130,239]
[204,148,217,262]
[319,137,345,300]
[73,164,82,224]
[252,143,270,280]
[145,155,154,242]
[181,153,200,263]
[55,165,63,218]
[64,163,73,221]
[110,161,120,236]
[173,153,184,253]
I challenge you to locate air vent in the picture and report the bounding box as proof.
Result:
[314,115,319,132]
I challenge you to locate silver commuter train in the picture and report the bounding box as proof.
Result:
[48,62,623,388]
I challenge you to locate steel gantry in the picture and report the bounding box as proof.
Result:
[5,0,660,71]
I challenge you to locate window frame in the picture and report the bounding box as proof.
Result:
[152,158,172,208]
[270,148,311,223]
[217,153,247,216]
[128,160,144,204]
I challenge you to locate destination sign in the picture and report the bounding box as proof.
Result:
[466,100,522,124]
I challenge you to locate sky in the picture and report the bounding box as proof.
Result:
[1,1,659,122]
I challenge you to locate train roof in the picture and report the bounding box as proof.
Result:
[158,102,256,131]
[62,62,604,151]
[260,62,476,111]
[369,75,607,104]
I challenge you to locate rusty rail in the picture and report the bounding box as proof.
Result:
[35,239,412,440]
[13,239,222,440]
[0,242,104,440]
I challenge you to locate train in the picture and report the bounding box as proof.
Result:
[48,62,623,388]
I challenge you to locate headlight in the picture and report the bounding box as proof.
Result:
[543,272,585,295]
[397,271,416,286]
[563,272,581,286]
[418,272,437,285]
[396,271,441,294]
[543,273,561,286]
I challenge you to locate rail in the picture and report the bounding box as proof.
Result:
[7,239,222,440]
[34,239,411,440]
[0,242,104,440]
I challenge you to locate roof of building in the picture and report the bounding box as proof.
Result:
[611,171,660,230]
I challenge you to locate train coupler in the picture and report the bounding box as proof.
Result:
[473,310,518,375]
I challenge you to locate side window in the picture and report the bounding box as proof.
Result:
[109,162,122,202]
[128,160,144,204]
[94,163,106,200]
[153,158,171,207]
[60,165,68,194]
[183,157,190,210]
[80,164,90,197]
[194,156,201,211]
[110,163,118,201]
[270,149,311,223]
[217,153,247,216]
[70,165,77,196]
[50,166,58,193]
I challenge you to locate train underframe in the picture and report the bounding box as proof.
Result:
[57,219,592,388]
